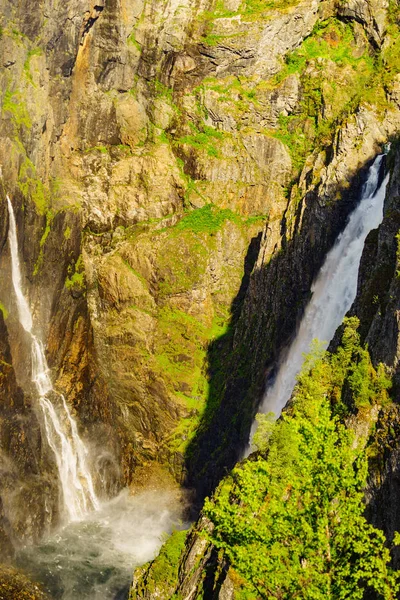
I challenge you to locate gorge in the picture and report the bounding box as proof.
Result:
[252,152,389,431]
[1,0,400,599]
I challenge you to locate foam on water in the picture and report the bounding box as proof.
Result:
[16,490,185,600]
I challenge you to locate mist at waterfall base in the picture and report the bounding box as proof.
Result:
[248,154,389,448]
[16,490,183,600]
[5,196,185,599]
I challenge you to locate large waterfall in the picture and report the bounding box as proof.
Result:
[7,196,99,521]
[253,154,389,431]
[6,197,184,600]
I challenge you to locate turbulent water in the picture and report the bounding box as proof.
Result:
[16,490,184,600]
[250,154,389,441]
[7,196,99,520]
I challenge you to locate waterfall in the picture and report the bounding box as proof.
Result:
[6,196,99,521]
[251,154,389,439]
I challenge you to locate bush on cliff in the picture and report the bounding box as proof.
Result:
[204,319,398,599]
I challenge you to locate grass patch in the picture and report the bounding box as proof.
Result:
[177,124,226,158]
[175,204,240,234]
[23,47,43,85]
[84,145,109,154]
[17,155,49,215]
[65,254,85,291]
[132,530,188,597]
[2,89,31,129]
[267,19,382,173]
[0,302,9,319]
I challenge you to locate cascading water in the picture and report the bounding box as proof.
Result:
[6,195,99,520]
[249,154,389,445]
[6,196,185,600]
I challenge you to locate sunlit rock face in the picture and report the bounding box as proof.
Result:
[1,0,400,576]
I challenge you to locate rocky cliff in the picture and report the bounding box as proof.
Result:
[1,0,400,571]
[130,142,400,600]
[127,1,400,598]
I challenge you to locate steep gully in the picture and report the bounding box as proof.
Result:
[248,152,389,446]
[5,196,183,600]
[6,150,390,599]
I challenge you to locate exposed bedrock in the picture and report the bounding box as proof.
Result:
[0,0,400,565]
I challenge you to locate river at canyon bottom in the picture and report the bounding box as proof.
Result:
[16,489,186,600]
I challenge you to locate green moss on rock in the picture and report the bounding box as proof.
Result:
[130,530,188,599]
[65,254,85,292]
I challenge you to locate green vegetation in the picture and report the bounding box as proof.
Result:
[131,530,187,599]
[84,145,109,154]
[383,1,400,85]
[33,211,54,275]
[269,19,379,172]
[154,79,174,104]
[194,15,400,178]
[147,530,187,589]
[156,231,208,297]
[202,0,302,33]
[145,204,261,454]
[128,30,141,52]
[64,226,72,241]
[155,305,208,451]
[2,89,31,129]
[17,155,49,215]
[204,318,397,599]
[0,302,9,319]
[177,125,226,158]
[278,20,374,79]
[23,47,43,85]
[175,204,239,234]
[65,254,85,291]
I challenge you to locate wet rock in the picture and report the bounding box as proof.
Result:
[0,565,49,600]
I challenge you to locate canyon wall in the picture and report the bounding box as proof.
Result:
[1,0,400,564]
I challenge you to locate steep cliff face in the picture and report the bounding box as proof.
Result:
[131,144,400,600]
[129,2,400,597]
[350,141,400,566]
[1,0,400,564]
[184,1,400,497]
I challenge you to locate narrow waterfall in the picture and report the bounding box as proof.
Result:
[252,154,389,435]
[6,196,99,521]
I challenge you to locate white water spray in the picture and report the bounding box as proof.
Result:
[249,154,389,443]
[6,196,99,520]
